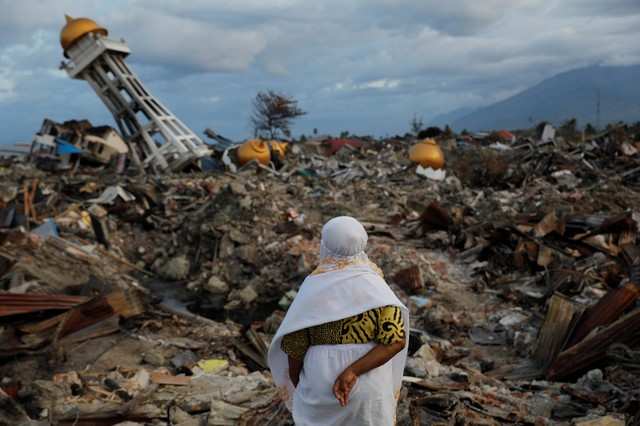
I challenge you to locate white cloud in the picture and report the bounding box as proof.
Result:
[0,30,54,103]
[262,60,289,76]
[0,1,104,42]
[200,95,222,103]
[366,0,546,35]
[561,0,640,17]
[356,78,401,90]
[147,0,303,15]
[0,73,16,102]
[323,78,403,94]
[110,10,266,73]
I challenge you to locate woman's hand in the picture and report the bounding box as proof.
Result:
[333,340,406,407]
[333,367,358,407]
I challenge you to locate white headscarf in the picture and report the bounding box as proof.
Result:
[319,216,368,259]
[268,216,409,409]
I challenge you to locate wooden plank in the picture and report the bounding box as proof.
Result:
[573,415,625,426]
[59,316,120,345]
[409,377,468,392]
[150,372,191,386]
[57,291,144,339]
[51,384,159,421]
[548,308,640,380]
[104,291,145,319]
[19,291,144,337]
[23,182,30,231]
[533,293,584,371]
[567,282,640,347]
[566,244,640,347]
[233,339,267,369]
[18,311,68,334]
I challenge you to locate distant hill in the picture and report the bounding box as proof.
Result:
[447,65,640,132]
[431,106,477,128]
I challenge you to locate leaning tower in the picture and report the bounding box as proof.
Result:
[59,15,210,172]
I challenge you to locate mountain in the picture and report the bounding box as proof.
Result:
[431,106,477,128]
[449,65,640,132]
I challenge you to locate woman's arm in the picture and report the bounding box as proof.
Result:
[282,329,309,387]
[288,355,304,387]
[333,339,405,407]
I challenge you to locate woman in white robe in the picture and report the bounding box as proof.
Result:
[268,216,409,426]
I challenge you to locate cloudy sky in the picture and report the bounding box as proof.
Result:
[1,0,639,144]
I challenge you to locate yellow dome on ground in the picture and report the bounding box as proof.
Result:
[409,138,445,169]
[269,140,288,160]
[60,15,108,52]
[237,139,271,166]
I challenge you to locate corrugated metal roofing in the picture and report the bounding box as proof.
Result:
[0,293,88,317]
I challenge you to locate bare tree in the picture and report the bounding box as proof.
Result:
[250,91,306,139]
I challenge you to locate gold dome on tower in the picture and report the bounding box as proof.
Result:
[60,15,108,52]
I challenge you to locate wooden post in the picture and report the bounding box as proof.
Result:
[533,293,584,371]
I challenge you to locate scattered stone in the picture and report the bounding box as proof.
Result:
[236,244,258,265]
[229,182,248,196]
[393,265,423,294]
[498,311,529,328]
[278,290,297,309]
[204,276,230,295]
[172,407,201,426]
[143,348,167,367]
[573,416,625,426]
[208,399,249,424]
[157,255,191,281]
[171,351,199,370]
[410,344,443,377]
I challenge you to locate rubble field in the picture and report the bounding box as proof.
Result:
[2,124,640,425]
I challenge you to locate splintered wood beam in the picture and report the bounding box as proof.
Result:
[59,316,121,345]
[17,291,144,336]
[56,291,145,339]
[533,293,584,371]
[547,308,640,380]
[567,282,640,347]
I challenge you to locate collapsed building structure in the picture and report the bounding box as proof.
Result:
[30,118,129,171]
[59,15,210,173]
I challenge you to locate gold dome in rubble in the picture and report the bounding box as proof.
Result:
[409,138,445,169]
[269,140,288,160]
[237,139,271,166]
[60,15,108,52]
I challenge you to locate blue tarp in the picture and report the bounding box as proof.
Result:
[55,139,82,155]
[32,218,59,238]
